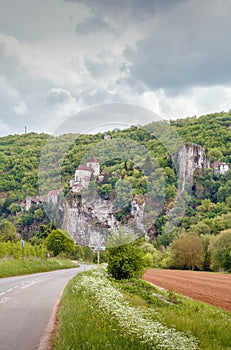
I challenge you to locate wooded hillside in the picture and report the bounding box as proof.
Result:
[0,111,231,271]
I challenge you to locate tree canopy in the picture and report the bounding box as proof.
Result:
[0,111,231,271]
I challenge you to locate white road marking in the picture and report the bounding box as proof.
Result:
[0,297,10,304]
[0,277,53,307]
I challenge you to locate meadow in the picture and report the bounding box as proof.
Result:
[51,268,231,350]
[0,258,78,277]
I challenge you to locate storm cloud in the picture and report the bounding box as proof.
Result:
[124,0,231,92]
[0,0,231,136]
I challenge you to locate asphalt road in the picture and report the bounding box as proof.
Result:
[0,264,94,350]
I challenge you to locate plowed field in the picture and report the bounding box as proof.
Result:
[143,269,231,312]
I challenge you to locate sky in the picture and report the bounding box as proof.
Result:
[1,0,231,136]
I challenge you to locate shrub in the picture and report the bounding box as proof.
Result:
[46,229,75,257]
[107,230,145,280]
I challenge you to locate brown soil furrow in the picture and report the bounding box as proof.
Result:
[143,269,231,312]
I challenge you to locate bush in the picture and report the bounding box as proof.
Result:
[107,230,145,280]
[46,229,75,257]
[209,229,231,271]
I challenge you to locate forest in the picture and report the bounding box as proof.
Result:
[0,111,231,272]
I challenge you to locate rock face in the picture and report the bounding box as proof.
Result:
[60,195,145,245]
[59,142,210,244]
[173,142,210,193]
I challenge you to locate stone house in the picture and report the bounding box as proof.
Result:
[212,161,229,175]
[70,157,100,192]
[86,156,100,176]
[48,189,63,204]
[25,195,48,211]
[98,169,107,182]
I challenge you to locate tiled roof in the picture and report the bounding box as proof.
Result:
[48,189,63,195]
[77,164,94,172]
[213,161,228,167]
[87,156,99,163]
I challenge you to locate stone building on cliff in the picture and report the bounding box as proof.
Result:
[212,161,229,175]
[70,156,100,192]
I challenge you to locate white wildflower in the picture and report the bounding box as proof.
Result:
[74,270,199,350]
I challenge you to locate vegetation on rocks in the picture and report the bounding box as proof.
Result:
[0,111,231,272]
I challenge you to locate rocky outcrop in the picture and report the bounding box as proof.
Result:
[172,142,210,193]
[59,195,145,245]
[58,142,210,243]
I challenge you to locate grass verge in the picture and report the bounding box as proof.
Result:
[51,268,231,350]
[117,278,231,350]
[0,258,78,278]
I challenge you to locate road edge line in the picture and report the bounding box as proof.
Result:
[36,285,65,350]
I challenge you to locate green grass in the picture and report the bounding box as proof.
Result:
[52,273,153,350]
[117,279,231,350]
[51,269,231,350]
[0,257,78,278]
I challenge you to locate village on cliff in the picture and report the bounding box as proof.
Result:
[25,142,229,211]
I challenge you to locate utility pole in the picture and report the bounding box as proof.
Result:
[20,239,25,260]
[25,126,27,134]
[97,250,100,265]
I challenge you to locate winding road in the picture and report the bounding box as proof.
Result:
[0,264,94,350]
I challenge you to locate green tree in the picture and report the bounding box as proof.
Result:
[200,234,211,271]
[224,244,231,271]
[113,180,132,210]
[107,229,145,279]
[82,245,94,261]
[34,208,45,220]
[209,229,231,271]
[69,244,84,260]
[170,232,204,270]
[142,252,153,267]
[8,203,21,214]
[143,156,154,176]
[208,148,223,162]
[0,219,20,242]
[98,183,112,200]
[141,242,163,267]
[46,229,75,256]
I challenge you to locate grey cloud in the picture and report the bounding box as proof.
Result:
[65,0,185,19]
[123,0,231,93]
[53,103,162,135]
[84,57,114,78]
[67,0,231,93]
[1,0,231,136]
[0,45,54,135]
[0,44,23,84]
[76,17,115,35]
[79,88,121,106]
[46,88,72,106]
[0,0,86,43]
[0,40,50,95]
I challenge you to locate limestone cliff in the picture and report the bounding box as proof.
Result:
[172,142,210,193]
[58,142,210,244]
[59,195,145,245]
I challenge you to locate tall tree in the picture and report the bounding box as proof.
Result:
[170,232,204,270]
[106,228,145,279]
[46,229,75,256]
[209,229,231,271]
[0,219,20,242]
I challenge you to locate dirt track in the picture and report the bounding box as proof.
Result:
[143,269,231,312]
